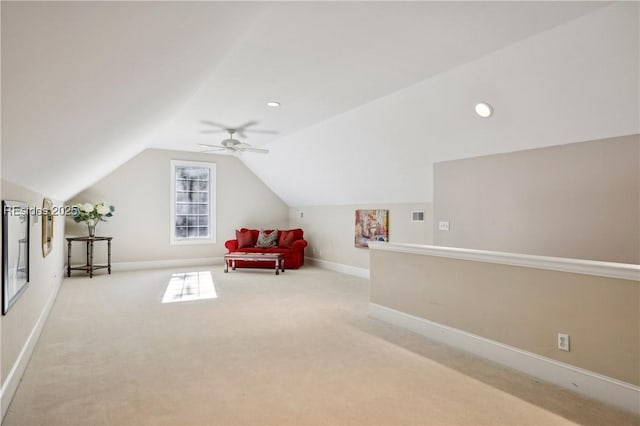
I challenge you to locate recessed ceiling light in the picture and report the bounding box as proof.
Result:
[266,101,280,107]
[475,102,493,118]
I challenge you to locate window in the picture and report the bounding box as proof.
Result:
[170,160,216,244]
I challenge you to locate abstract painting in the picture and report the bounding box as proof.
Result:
[355,209,388,248]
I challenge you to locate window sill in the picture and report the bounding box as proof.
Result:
[170,238,217,246]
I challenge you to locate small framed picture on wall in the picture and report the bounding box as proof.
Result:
[2,200,30,315]
[354,209,389,248]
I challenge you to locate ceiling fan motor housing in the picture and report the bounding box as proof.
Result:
[222,139,240,148]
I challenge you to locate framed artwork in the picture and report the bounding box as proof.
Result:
[42,198,54,257]
[355,209,389,248]
[2,200,30,315]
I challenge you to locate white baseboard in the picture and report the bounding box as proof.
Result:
[369,303,640,416]
[111,257,223,272]
[0,271,64,420]
[305,257,370,279]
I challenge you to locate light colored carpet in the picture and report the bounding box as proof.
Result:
[3,266,638,425]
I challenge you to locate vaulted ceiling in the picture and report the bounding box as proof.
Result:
[2,2,638,204]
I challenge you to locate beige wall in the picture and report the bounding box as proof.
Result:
[67,149,289,263]
[433,134,640,264]
[0,180,66,387]
[370,249,640,385]
[288,203,433,269]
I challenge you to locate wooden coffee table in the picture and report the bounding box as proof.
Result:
[224,252,285,275]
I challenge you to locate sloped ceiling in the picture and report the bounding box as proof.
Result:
[2,2,637,204]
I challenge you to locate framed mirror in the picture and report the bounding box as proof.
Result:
[42,198,54,257]
[2,200,30,315]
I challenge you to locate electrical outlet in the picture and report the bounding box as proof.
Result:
[438,221,450,231]
[558,333,570,351]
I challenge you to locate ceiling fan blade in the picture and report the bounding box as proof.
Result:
[198,143,227,152]
[200,129,227,134]
[236,128,278,138]
[234,121,260,138]
[200,120,228,128]
[235,120,259,131]
[241,147,269,154]
[242,129,278,135]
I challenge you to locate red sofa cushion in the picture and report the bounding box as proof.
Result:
[278,230,296,248]
[236,229,256,249]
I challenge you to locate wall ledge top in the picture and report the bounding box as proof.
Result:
[367,242,640,281]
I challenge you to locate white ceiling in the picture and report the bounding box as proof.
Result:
[2,2,638,204]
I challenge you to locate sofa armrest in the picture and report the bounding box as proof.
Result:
[225,239,239,252]
[291,239,308,251]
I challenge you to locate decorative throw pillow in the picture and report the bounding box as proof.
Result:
[236,229,256,249]
[255,229,278,248]
[278,230,296,248]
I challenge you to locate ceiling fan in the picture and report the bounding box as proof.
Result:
[200,120,277,139]
[198,129,269,154]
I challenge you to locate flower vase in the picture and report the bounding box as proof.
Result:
[88,224,96,237]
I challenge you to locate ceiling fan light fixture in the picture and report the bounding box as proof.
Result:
[266,101,280,107]
[475,102,493,118]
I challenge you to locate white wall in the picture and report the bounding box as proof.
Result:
[243,2,639,207]
[433,135,640,264]
[289,202,432,270]
[67,149,289,264]
[0,180,65,420]
[1,2,262,201]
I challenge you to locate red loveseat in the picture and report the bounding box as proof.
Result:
[224,228,308,269]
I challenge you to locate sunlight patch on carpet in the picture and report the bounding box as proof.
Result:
[162,271,217,303]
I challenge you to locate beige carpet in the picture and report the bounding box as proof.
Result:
[3,266,638,425]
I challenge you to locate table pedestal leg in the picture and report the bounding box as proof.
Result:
[67,240,72,277]
[85,242,90,275]
[89,240,94,278]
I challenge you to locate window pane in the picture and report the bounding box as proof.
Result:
[176,179,188,191]
[173,163,213,241]
[176,167,187,179]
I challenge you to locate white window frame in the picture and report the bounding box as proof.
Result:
[170,160,216,245]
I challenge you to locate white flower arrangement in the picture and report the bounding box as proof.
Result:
[71,202,115,226]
